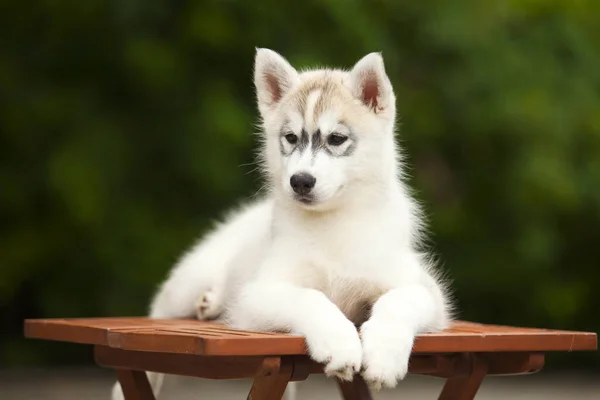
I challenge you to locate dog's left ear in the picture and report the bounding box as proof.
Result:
[349,52,394,113]
[254,48,300,115]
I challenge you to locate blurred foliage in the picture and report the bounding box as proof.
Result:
[1,0,599,369]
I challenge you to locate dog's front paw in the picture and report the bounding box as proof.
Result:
[305,319,363,381]
[360,319,414,390]
[195,288,222,320]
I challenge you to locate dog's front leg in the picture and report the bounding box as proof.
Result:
[230,281,362,381]
[359,281,443,390]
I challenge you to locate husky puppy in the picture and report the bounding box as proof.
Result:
[112,48,452,400]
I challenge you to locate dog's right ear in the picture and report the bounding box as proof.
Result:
[349,52,394,114]
[254,48,300,114]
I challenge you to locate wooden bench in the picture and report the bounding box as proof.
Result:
[24,317,596,400]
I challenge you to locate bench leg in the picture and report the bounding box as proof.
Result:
[336,375,373,400]
[246,359,294,400]
[116,369,156,400]
[438,355,488,400]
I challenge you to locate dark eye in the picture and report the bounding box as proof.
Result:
[285,133,298,145]
[327,133,348,146]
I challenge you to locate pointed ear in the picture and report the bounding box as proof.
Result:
[254,48,300,113]
[349,52,394,113]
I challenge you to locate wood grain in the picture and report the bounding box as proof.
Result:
[94,348,502,379]
[95,346,283,380]
[24,317,597,356]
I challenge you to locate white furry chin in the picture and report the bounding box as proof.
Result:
[290,195,335,212]
[292,184,349,213]
[111,49,452,400]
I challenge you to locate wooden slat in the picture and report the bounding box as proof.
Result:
[96,346,283,380]
[448,321,586,334]
[107,329,205,354]
[24,317,597,356]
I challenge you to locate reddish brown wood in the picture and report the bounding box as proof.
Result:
[24,318,598,356]
[484,352,545,375]
[409,354,471,377]
[95,346,282,380]
[22,317,598,400]
[300,354,474,378]
[23,317,305,356]
[246,357,293,400]
[288,356,313,381]
[95,346,483,380]
[413,321,597,353]
[336,375,373,400]
[116,369,156,400]
[438,354,488,400]
[426,352,545,378]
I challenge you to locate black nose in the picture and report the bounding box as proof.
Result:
[290,173,316,195]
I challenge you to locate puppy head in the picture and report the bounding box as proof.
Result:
[254,48,397,211]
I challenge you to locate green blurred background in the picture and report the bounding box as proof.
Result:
[1,0,598,371]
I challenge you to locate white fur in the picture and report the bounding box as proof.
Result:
[111,48,451,400]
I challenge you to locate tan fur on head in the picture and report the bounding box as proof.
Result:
[254,49,395,123]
